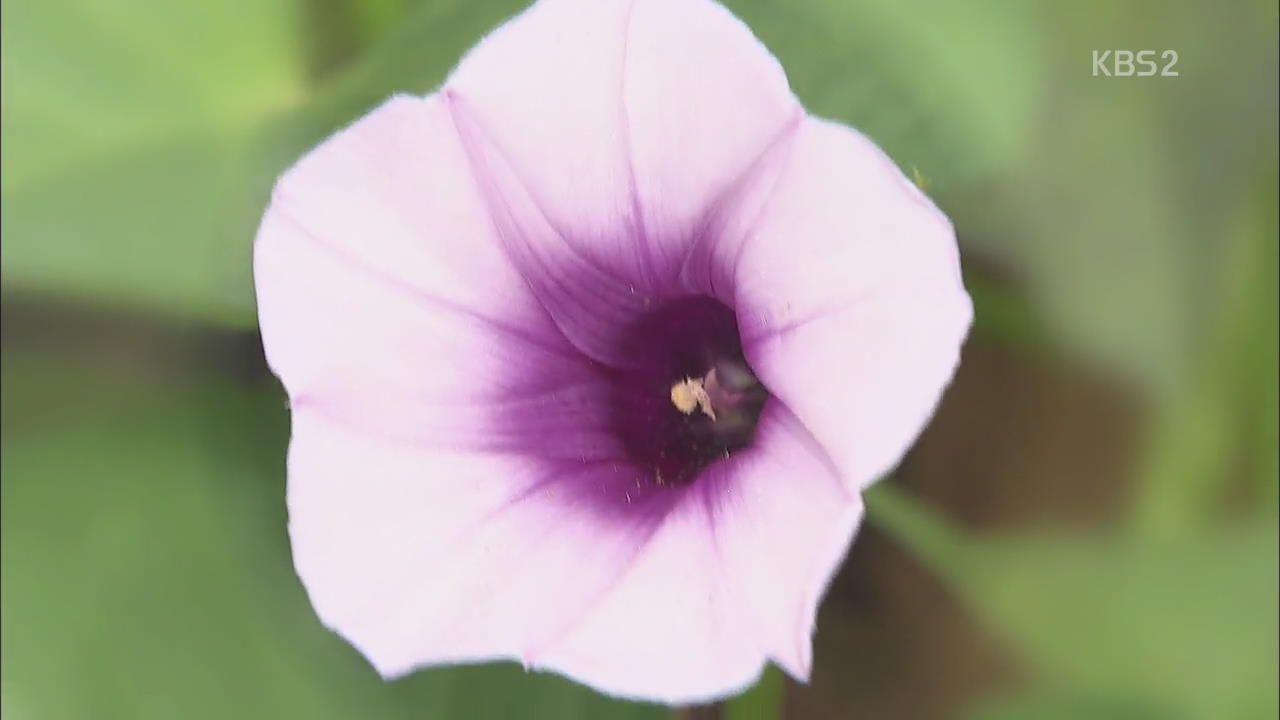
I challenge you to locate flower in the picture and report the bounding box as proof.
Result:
[254,0,971,705]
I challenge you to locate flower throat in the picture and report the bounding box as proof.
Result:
[609,296,768,487]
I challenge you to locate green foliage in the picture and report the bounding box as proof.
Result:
[957,0,1279,398]
[0,0,303,326]
[723,665,785,720]
[728,0,1041,194]
[867,486,1280,719]
[0,0,524,327]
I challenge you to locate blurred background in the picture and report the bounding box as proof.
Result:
[2,0,1276,717]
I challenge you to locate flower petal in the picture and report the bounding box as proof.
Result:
[622,0,801,278]
[261,94,550,345]
[705,405,863,681]
[257,95,673,673]
[532,488,762,704]
[533,405,860,702]
[445,0,799,292]
[732,117,973,491]
[286,408,674,676]
[256,94,608,448]
[442,92,650,367]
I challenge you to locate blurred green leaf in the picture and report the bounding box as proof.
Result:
[303,0,415,79]
[729,0,1043,195]
[956,0,1278,398]
[866,485,1280,719]
[964,276,1052,350]
[0,0,522,327]
[1132,169,1279,534]
[0,0,305,325]
[0,357,661,720]
[722,665,785,720]
[973,688,1167,720]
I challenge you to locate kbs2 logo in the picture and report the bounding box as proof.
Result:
[1092,50,1179,77]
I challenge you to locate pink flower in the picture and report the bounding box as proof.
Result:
[254,0,971,705]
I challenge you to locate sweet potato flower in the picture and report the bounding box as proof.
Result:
[255,0,971,704]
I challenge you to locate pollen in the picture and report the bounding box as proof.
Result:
[670,377,716,420]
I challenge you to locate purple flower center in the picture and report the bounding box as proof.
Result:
[609,296,768,488]
[490,294,769,514]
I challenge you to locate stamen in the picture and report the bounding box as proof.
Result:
[671,361,766,424]
[670,377,716,420]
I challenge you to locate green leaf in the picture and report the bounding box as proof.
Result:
[0,0,523,327]
[973,687,1168,720]
[722,665,785,720]
[1131,164,1278,534]
[866,486,1280,719]
[955,0,1278,397]
[728,0,1043,195]
[0,356,661,720]
[0,0,304,325]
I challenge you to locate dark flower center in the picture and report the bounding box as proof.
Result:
[609,296,768,487]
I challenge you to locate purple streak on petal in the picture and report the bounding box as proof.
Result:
[688,403,863,680]
[444,0,646,285]
[339,456,676,631]
[532,486,764,704]
[518,507,670,666]
[738,289,875,347]
[676,110,803,307]
[444,90,655,368]
[617,0,656,291]
[268,199,579,363]
[621,0,800,285]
